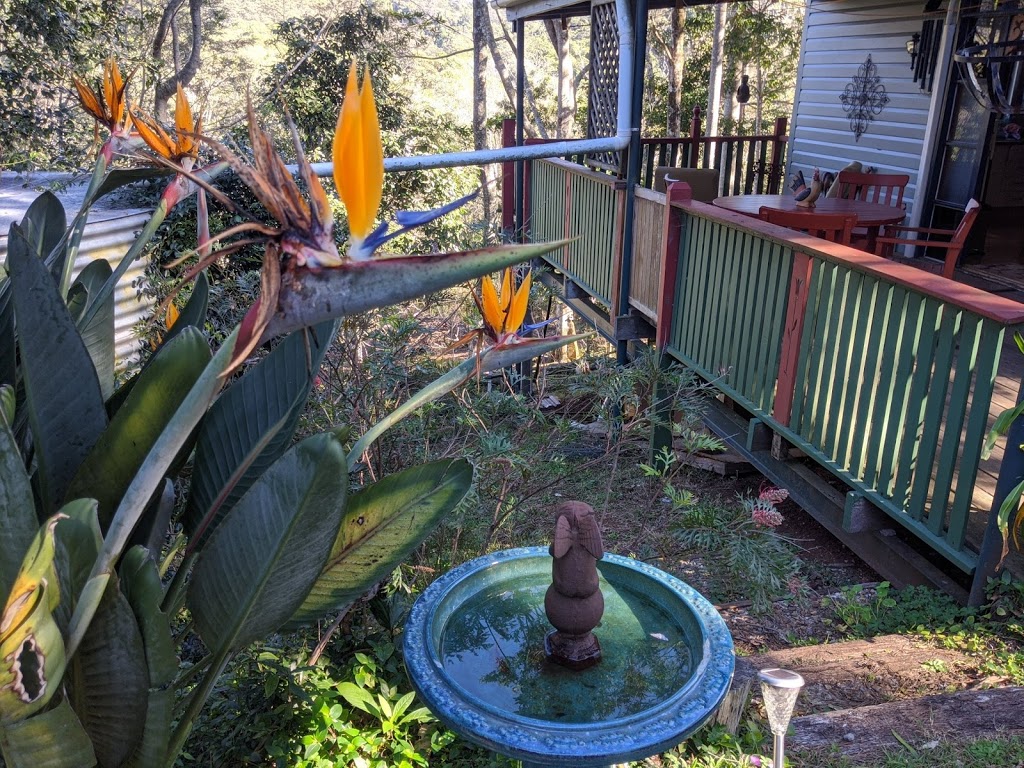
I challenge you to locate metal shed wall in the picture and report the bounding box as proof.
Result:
[790,0,940,220]
[0,209,156,371]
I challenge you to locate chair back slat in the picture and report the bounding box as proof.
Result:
[758,207,856,246]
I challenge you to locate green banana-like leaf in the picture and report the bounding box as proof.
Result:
[66,578,148,768]
[126,479,176,559]
[68,259,116,401]
[0,385,37,599]
[0,514,66,724]
[260,239,570,344]
[65,327,211,529]
[93,168,175,202]
[288,458,472,628]
[0,273,15,390]
[66,327,239,661]
[187,430,348,655]
[0,695,96,768]
[52,499,102,634]
[19,192,67,287]
[120,547,175,768]
[183,321,336,547]
[348,334,590,470]
[163,271,209,345]
[8,223,107,514]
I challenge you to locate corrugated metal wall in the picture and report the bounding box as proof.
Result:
[0,210,156,371]
[790,1,938,219]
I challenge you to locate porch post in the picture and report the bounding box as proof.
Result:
[688,106,702,168]
[501,118,515,235]
[970,377,1024,605]
[515,20,526,241]
[615,0,649,365]
[768,116,788,194]
[650,182,690,458]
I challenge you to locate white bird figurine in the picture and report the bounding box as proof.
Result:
[795,167,823,208]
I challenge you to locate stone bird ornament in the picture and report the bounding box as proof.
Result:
[544,501,605,669]
[795,167,823,208]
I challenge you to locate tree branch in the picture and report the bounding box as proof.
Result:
[153,0,203,117]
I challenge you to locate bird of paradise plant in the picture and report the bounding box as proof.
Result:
[0,58,583,768]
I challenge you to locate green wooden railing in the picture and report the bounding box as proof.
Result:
[661,201,1024,573]
[527,158,622,306]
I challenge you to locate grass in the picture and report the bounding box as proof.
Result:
[792,736,1024,768]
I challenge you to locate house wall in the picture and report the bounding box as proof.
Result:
[790,1,940,219]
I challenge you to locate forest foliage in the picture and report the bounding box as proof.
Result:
[0,0,802,172]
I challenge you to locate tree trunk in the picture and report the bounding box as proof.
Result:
[667,4,686,136]
[152,0,203,120]
[705,1,728,141]
[545,19,576,138]
[489,11,548,139]
[472,0,492,243]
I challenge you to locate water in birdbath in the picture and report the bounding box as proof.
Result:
[438,569,695,724]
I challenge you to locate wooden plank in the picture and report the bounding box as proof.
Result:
[838,277,880,474]
[822,269,865,465]
[929,316,984,536]
[850,281,894,479]
[773,251,812,428]
[790,259,826,436]
[759,242,791,414]
[906,308,961,520]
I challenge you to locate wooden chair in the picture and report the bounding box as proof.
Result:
[758,206,856,246]
[831,170,910,207]
[831,170,910,248]
[873,199,981,280]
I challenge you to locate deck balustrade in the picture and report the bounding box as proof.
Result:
[526,156,1024,596]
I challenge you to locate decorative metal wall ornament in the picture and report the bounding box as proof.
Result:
[840,55,890,141]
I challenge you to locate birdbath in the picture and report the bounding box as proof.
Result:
[403,506,735,767]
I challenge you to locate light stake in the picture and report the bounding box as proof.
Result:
[758,667,804,768]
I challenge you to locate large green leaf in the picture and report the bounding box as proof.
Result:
[65,327,211,529]
[184,321,335,546]
[0,385,37,599]
[0,515,66,724]
[187,430,348,654]
[68,259,115,401]
[93,168,175,202]
[0,274,15,390]
[288,459,472,628]
[163,271,209,345]
[7,223,107,514]
[19,192,67,286]
[0,695,96,768]
[52,498,102,634]
[66,579,148,768]
[261,239,570,343]
[120,548,175,768]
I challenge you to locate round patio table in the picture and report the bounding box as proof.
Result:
[711,194,905,250]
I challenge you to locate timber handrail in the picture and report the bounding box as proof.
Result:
[672,197,1024,326]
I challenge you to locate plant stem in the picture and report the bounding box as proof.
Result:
[172,652,213,692]
[161,550,199,615]
[165,645,234,766]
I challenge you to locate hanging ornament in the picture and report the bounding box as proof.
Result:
[736,74,751,105]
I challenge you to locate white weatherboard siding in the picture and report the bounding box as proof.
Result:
[791,0,939,219]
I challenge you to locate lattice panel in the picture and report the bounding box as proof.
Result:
[586,0,620,171]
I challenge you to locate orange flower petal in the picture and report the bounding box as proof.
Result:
[480,274,504,335]
[507,271,532,334]
[500,268,514,313]
[72,77,104,122]
[131,110,175,159]
[333,62,383,242]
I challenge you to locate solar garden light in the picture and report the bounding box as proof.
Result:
[758,668,805,768]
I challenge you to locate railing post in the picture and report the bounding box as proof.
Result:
[501,118,515,236]
[688,106,702,168]
[650,181,691,457]
[768,116,788,194]
[771,249,813,428]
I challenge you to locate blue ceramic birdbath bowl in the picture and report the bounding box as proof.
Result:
[403,547,735,767]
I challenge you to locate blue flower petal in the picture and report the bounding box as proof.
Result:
[518,318,556,336]
[393,190,478,229]
[362,220,392,253]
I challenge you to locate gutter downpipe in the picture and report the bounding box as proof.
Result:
[615,0,648,365]
[307,0,634,174]
[515,19,526,239]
